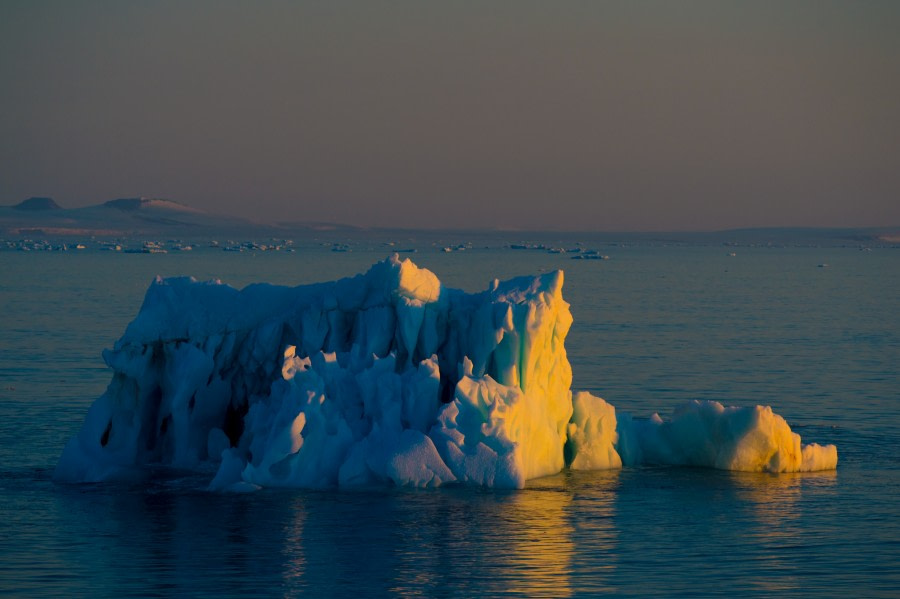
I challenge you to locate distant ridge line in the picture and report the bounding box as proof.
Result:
[11,197,62,211]
[103,197,197,212]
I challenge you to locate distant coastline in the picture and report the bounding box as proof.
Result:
[2,196,898,248]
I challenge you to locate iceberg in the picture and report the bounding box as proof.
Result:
[615,400,838,473]
[55,256,837,489]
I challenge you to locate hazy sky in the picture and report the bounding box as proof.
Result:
[2,1,898,231]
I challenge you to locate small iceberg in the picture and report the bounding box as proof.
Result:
[55,256,837,489]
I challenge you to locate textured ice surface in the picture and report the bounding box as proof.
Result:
[55,256,837,489]
[615,400,838,473]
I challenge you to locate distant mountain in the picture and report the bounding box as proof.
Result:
[0,196,368,239]
[0,196,268,238]
[11,197,63,211]
[102,197,202,213]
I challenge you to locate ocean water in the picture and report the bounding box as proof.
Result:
[1,235,898,597]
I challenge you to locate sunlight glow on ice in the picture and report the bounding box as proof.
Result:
[55,256,837,489]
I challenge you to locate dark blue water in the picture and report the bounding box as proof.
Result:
[1,240,898,596]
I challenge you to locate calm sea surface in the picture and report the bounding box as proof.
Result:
[1,234,898,597]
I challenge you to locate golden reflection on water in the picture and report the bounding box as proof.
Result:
[503,483,576,597]
[731,470,837,595]
[280,498,307,591]
[386,480,586,598]
[388,470,619,598]
[735,469,837,529]
[509,470,620,597]
[564,469,620,596]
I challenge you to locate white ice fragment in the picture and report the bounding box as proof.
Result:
[395,256,441,303]
[616,400,838,473]
[566,392,622,470]
[801,443,839,472]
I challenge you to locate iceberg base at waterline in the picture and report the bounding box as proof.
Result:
[55,256,837,490]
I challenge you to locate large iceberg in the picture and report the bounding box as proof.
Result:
[55,256,837,489]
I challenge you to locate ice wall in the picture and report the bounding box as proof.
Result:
[55,256,837,489]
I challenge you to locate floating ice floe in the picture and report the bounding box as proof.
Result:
[55,256,837,489]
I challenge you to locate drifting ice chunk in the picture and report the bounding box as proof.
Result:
[616,400,838,473]
[55,255,837,489]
